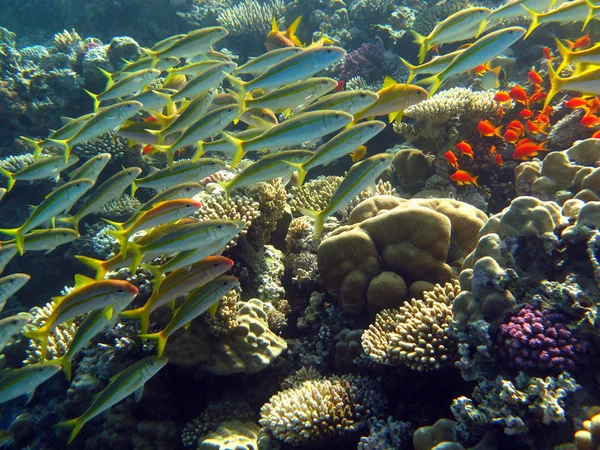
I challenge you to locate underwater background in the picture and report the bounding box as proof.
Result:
[0,0,600,449]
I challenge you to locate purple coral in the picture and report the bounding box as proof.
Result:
[497,304,588,374]
[339,42,385,84]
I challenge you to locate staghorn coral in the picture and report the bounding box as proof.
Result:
[216,0,285,39]
[412,0,471,36]
[245,178,286,247]
[348,0,396,24]
[74,131,128,162]
[287,176,342,216]
[362,280,460,370]
[259,375,383,446]
[194,183,260,249]
[23,301,76,365]
[0,153,35,173]
[345,76,380,93]
[285,216,315,253]
[206,290,241,337]
[98,194,141,221]
[53,29,84,55]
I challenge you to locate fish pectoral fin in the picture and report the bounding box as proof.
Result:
[134,385,144,402]
[104,307,114,321]
[183,321,192,331]
[24,389,36,405]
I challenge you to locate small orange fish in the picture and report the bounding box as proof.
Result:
[513,141,546,160]
[506,120,525,135]
[142,144,154,155]
[528,90,547,105]
[455,140,473,158]
[580,114,600,128]
[494,91,512,103]
[565,97,589,109]
[450,170,479,186]
[592,129,600,138]
[489,144,497,155]
[519,109,534,119]
[478,119,502,138]
[542,46,555,61]
[528,69,543,86]
[498,106,505,119]
[444,150,459,169]
[471,62,491,77]
[265,16,303,51]
[509,85,529,106]
[587,97,600,115]
[495,153,504,166]
[349,145,367,162]
[503,129,520,144]
[143,116,158,123]
[565,34,591,51]
[334,80,345,92]
[526,119,548,135]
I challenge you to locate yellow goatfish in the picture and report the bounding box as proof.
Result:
[554,38,600,73]
[523,0,600,38]
[487,0,560,23]
[352,77,428,123]
[545,60,600,107]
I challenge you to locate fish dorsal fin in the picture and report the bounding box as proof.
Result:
[74,274,95,289]
[270,16,279,34]
[51,295,64,305]
[60,116,75,125]
[382,76,397,89]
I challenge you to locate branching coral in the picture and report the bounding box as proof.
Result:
[74,131,128,162]
[98,194,141,221]
[362,280,460,370]
[216,0,285,39]
[287,176,343,215]
[245,178,286,247]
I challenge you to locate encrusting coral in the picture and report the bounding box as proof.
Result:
[362,280,460,371]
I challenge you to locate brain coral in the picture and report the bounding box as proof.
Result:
[317,196,487,315]
[362,280,460,371]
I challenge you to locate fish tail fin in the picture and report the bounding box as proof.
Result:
[473,176,479,187]
[215,179,232,201]
[544,61,562,108]
[223,73,247,108]
[97,67,115,88]
[270,15,279,33]
[141,47,159,61]
[521,5,540,39]
[45,356,73,381]
[220,131,245,169]
[74,255,108,280]
[140,264,163,287]
[298,207,325,238]
[411,31,428,64]
[494,125,503,138]
[127,244,142,274]
[84,89,101,112]
[554,38,572,74]
[583,0,600,29]
[399,57,417,83]
[0,228,22,254]
[144,127,165,145]
[192,141,204,160]
[57,215,80,234]
[54,418,84,445]
[105,228,128,252]
[137,331,167,358]
[20,136,43,160]
[46,139,71,165]
[295,165,308,187]
[0,167,15,192]
[286,16,303,47]
[422,76,442,97]
[120,306,150,335]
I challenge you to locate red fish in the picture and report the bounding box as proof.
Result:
[528,69,543,87]
[509,85,529,106]
[142,144,154,155]
[334,80,345,92]
[455,140,473,158]
[450,170,479,186]
[519,109,534,119]
[528,90,547,105]
[592,130,600,138]
[526,119,549,134]
[471,62,491,76]
[478,119,502,138]
[580,114,600,128]
[565,97,589,109]
[565,34,591,51]
[498,106,505,119]
[495,153,504,166]
[144,116,158,123]
[494,91,512,103]
[444,150,459,168]
[504,129,519,143]
[265,16,303,51]
[506,120,525,135]
[489,144,497,155]
[542,46,555,61]
[512,141,546,160]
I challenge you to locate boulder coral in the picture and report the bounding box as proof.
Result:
[317,196,487,315]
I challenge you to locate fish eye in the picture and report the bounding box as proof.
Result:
[222,281,228,286]
[368,124,375,128]
[148,361,155,366]
[360,93,367,98]
[184,187,192,192]
[11,319,18,325]
[117,288,124,293]
[8,279,13,284]
[185,203,192,208]
[37,367,44,372]
[75,183,81,188]
[212,262,220,268]
[209,162,215,166]
[216,224,223,229]
[333,113,340,119]
[326,49,332,53]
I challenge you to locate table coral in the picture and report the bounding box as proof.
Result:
[362,280,460,371]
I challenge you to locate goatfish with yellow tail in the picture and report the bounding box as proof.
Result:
[150,104,241,167]
[23,276,138,361]
[0,179,94,254]
[201,129,265,157]
[222,110,353,169]
[118,120,168,147]
[68,153,111,182]
[121,256,234,334]
[86,68,161,111]
[301,90,379,115]
[133,159,226,192]
[105,198,203,252]
[412,7,491,63]
[487,0,561,23]
[0,229,78,255]
[162,59,222,83]
[235,47,303,75]
[545,60,600,107]
[245,77,337,113]
[0,274,30,313]
[45,292,135,381]
[148,88,217,145]
[554,38,600,73]
[140,182,204,211]
[48,101,143,163]
[399,48,466,83]
[20,113,94,160]
[101,56,179,85]
[127,89,174,114]
[58,167,142,233]
[0,312,33,353]
[55,356,167,445]
[142,26,228,61]
[0,154,79,191]
[151,34,186,52]
[418,27,526,96]
[0,247,18,275]
[289,121,386,187]
[170,61,237,103]
[139,276,238,357]
[237,108,279,129]
[141,220,244,283]
[224,46,345,99]
[522,0,600,38]
[352,77,427,123]
[265,16,303,51]
[0,364,61,405]
[300,153,394,237]
[216,150,314,199]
